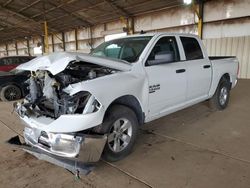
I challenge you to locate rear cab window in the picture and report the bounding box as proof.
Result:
[180,37,204,60]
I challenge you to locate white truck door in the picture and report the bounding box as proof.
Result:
[180,36,212,101]
[144,36,187,118]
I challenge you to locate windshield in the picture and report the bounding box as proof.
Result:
[91,36,152,63]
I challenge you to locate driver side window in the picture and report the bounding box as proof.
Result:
[146,36,180,66]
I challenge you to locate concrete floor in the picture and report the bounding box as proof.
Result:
[0,79,250,188]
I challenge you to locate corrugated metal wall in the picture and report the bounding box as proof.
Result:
[203,36,250,79]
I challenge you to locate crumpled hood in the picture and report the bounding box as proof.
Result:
[16,52,132,75]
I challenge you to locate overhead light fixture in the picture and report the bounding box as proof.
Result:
[184,0,192,5]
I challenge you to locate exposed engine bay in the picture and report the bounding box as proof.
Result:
[18,61,117,119]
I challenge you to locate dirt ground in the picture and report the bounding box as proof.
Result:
[0,79,250,188]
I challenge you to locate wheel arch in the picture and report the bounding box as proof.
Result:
[104,95,145,125]
[209,72,232,97]
[0,82,24,96]
[222,73,231,82]
[220,73,232,89]
[209,73,231,110]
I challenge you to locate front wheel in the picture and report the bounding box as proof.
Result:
[209,78,231,110]
[95,105,139,162]
[0,85,22,101]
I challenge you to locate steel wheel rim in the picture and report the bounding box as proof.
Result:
[5,87,19,101]
[108,118,132,153]
[219,87,228,105]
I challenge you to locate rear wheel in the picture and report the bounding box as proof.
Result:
[209,78,230,110]
[0,85,22,101]
[95,105,138,162]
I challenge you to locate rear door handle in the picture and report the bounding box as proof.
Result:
[203,65,211,69]
[176,69,186,73]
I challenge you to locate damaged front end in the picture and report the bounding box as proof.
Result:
[9,57,123,174]
[16,61,113,119]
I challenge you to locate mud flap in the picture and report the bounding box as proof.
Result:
[7,136,96,175]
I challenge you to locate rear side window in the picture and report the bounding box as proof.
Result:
[2,58,14,65]
[11,57,21,64]
[180,37,203,60]
[19,57,31,63]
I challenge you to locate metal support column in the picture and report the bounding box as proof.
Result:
[127,17,134,35]
[62,32,65,51]
[193,0,204,39]
[5,43,8,56]
[44,21,49,53]
[51,34,55,52]
[75,28,78,51]
[26,39,30,56]
[198,0,204,39]
[15,41,18,55]
[104,23,107,32]
[41,35,45,54]
[89,27,93,50]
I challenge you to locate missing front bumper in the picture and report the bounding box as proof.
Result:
[7,134,107,175]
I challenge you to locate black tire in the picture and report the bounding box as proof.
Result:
[0,85,22,101]
[95,105,139,162]
[209,77,231,110]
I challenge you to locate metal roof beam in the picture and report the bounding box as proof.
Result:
[0,24,7,31]
[47,1,93,26]
[18,0,42,13]
[2,28,37,36]
[0,16,41,37]
[0,4,59,33]
[104,0,131,17]
[0,18,35,35]
[3,0,13,7]
[31,0,78,19]
[0,18,15,27]
[46,2,106,23]
[0,5,37,23]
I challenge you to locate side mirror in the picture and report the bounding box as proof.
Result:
[147,51,174,66]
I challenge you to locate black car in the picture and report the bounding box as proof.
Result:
[0,69,29,101]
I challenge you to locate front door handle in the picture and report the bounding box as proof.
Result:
[203,65,211,69]
[176,69,186,73]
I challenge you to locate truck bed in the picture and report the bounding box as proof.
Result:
[209,56,236,60]
[209,56,238,91]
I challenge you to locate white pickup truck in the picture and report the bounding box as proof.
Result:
[11,33,238,173]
